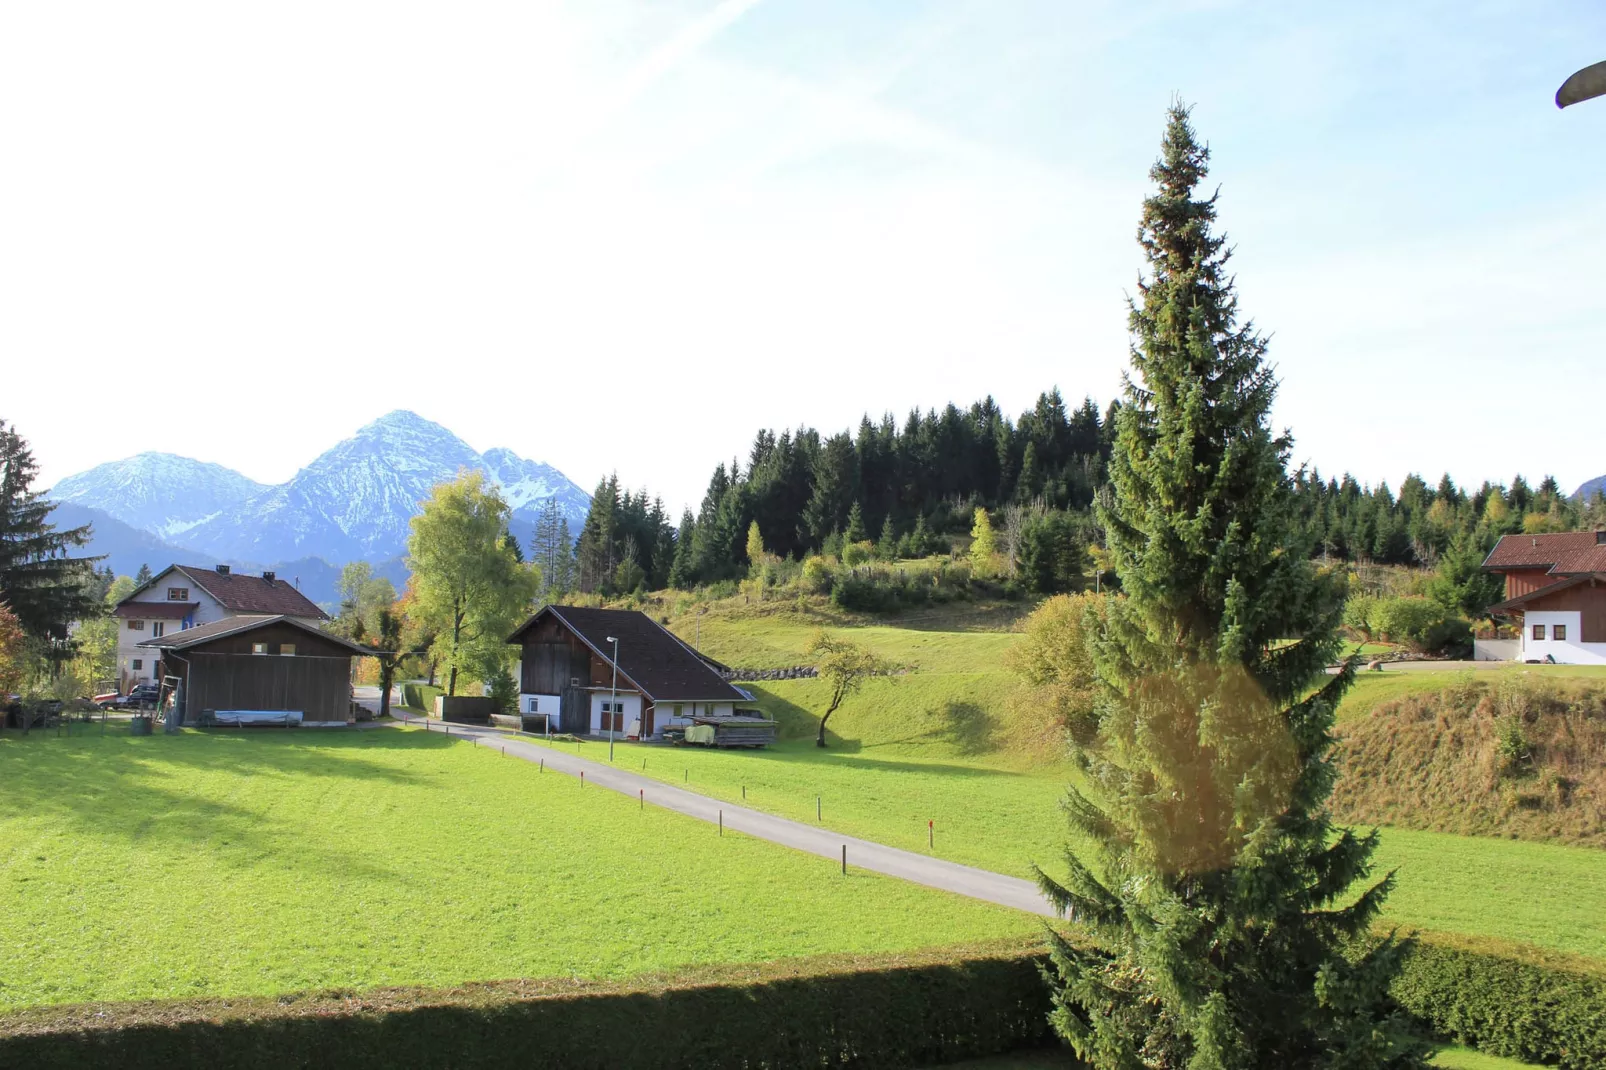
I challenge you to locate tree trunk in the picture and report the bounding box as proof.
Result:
[378,664,393,720]
[816,700,841,747]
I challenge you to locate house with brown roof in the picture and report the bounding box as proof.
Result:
[506,605,759,740]
[114,564,329,689]
[1482,531,1606,664]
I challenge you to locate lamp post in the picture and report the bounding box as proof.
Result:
[606,635,619,762]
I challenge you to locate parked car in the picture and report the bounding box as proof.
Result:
[97,684,161,711]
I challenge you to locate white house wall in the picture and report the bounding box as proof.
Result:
[591,692,644,736]
[116,583,226,686]
[1522,610,1606,665]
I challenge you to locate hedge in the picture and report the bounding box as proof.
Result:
[0,941,1056,1070]
[400,683,444,713]
[1394,932,1606,1069]
[3,930,1602,1068]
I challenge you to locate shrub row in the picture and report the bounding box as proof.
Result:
[3,931,1601,1068]
[0,942,1055,1070]
[1393,932,1606,1069]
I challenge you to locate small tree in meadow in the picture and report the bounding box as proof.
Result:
[807,631,885,748]
[969,507,998,577]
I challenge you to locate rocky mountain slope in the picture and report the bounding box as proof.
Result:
[49,410,590,574]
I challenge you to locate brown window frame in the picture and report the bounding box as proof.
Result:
[280,643,296,657]
[1532,624,1546,641]
[166,587,189,601]
[127,619,145,631]
[1553,623,1567,642]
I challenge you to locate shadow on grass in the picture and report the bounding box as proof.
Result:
[0,727,462,882]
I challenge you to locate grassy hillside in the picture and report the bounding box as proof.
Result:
[0,727,1034,1011]
[1333,675,1606,847]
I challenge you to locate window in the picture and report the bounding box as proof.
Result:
[127,619,145,631]
[1533,624,1546,641]
[1553,624,1567,642]
[131,659,143,671]
[152,622,165,638]
[252,642,268,655]
[673,703,683,718]
[166,587,189,601]
[280,644,295,657]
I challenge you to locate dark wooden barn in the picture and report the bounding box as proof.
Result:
[139,615,371,726]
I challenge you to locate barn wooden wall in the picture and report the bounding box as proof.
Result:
[184,653,351,722]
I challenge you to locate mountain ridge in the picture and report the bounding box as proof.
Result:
[50,410,590,576]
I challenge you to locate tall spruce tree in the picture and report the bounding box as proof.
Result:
[0,420,101,642]
[1037,106,1424,1068]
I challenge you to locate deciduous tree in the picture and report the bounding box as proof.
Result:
[806,631,886,747]
[1038,104,1424,1069]
[407,472,540,696]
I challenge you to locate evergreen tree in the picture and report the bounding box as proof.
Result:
[969,507,997,577]
[744,521,766,570]
[1038,105,1422,1069]
[0,419,101,642]
[134,563,153,588]
[876,515,898,560]
[844,500,867,543]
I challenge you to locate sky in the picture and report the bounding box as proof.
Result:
[4,0,1604,512]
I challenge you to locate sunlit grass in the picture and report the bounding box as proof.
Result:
[0,727,1036,1011]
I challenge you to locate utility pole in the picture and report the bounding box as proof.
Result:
[606,635,620,762]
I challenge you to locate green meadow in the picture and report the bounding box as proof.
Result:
[0,727,1034,1011]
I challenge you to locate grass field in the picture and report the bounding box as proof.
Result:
[1336,663,1606,722]
[0,727,1037,1011]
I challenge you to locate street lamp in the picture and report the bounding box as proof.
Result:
[606,636,619,762]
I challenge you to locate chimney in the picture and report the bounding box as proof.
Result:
[215,564,231,575]
[262,571,276,584]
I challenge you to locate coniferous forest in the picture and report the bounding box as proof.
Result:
[566,390,1606,602]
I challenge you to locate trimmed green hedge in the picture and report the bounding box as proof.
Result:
[400,683,444,714]
[0,942,1056,1069]
[1395,933,1606,1069]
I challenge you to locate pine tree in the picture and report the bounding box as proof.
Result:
[844,500,867,543]
[0,420,101,642]
[134,563,153,588]
[1037,105,1424,1069]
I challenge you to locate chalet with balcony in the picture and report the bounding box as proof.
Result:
[1482,531,1606,664]
[113,564,329,689]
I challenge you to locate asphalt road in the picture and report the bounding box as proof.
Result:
[355,687,1057,918]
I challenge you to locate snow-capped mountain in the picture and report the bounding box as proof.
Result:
[50,411,590,567]
[49,453,266,541]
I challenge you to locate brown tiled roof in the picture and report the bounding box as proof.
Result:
[1482,532,1606,575]
[508,606,745,703]
[1486,572,1606,615]
[138,614,372,655]
[174,565,330,619]
[113,602,197,620]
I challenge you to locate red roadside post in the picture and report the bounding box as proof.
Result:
[929,820,933,849]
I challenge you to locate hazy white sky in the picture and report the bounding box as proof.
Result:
[4,0,1604,510]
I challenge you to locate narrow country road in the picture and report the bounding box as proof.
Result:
[354,687,1056,918]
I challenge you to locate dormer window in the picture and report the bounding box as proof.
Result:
[166,587,189,601]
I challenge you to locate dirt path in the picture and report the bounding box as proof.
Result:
[360,692,1055,918]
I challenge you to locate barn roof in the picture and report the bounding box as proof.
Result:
[116,564,329,620]
[137,614,372,655]
[1483,532,1606,575]
[507,605,745,703]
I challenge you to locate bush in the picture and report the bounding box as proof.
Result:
[0,942,1056,1070]
[1343,594,1381,641]
[1391,933,1606,1069]
[401,683,445,713]
[801,556,834,595]
[1363,596,1470,654]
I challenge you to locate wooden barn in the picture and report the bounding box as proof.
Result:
[139,615,371,726]
[507,605,772,743]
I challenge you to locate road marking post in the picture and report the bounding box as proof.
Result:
[742,785,746,800]
[580,771,584,788]
[817,796,821,822]
[719,810,723,836]
[841,845,846,875]
[639,788,644,810]
[929,820,933,849]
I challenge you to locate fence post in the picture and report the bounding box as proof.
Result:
[719,810,723,836]
[639,788,643,810]
[929,820,933,849]
[841,845,846,875]
[817,796,821,822]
